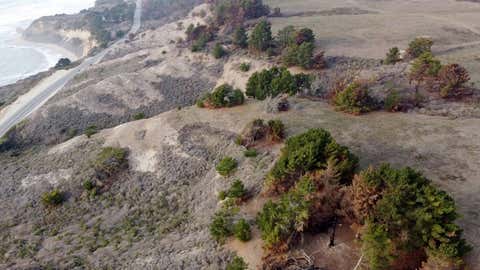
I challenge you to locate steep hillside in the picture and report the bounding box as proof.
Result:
[1,98,479,268]
[1,0,480,269]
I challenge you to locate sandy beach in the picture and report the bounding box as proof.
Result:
[14,36,80,62]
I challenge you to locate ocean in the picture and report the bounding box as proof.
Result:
[0,0,95,87]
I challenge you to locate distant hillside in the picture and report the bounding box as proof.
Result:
[23,0,135,57]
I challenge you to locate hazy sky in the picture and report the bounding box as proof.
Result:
[0,0,96,27]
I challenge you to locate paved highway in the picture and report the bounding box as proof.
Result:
[0,0,142,137]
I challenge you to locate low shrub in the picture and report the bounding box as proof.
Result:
[227,256,248,270]
[198,84,245,108]
[66,128,77,139]
[85,125,98,138]
[82,180,95,191]
[133,112,146,120]
[216,157,238,177]
[196,99,205,108]
[384,47,401,65]
[41,189,65,206]
[244,149,258,158]
[239,63,250,72]
[233,219,251,242]
[384,90,401,112]
[267,120,285,142]
[239,119,286,147]
[227,179,247,199]
[333,82,375,115]
[186,24,214,52]
[218,191,227,200]
[0,125,17,151]
[235,135,243,145]
[116,30,125,38]
[83,180,99,197]
[210,210,233,242]
[93,147,128,179]
[233,27,248,49]
[212,43,226,59]
[438,63,470,98]
[55,58,72,69]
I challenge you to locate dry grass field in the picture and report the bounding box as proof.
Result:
[265,0,480,84]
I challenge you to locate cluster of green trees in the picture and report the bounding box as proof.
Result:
[333,81,375,115]
[197,84,245,109]
[384,37,433,65]
[210,181,252,243]
[407,37,434,59]
[245,22,322,69]
[383,37,471,98]
[409,52,470,98]
[212,0,270,26]
[279,26,317,69]
[87,13,112,47]
[253,128,470,269]
[103,2,136,23]
[267,128,358,193]
[210,211,251,243]
[354,164,471,269]
[257,176,313,249]
[248,20,273,53]
[186,24,215,52]
[84,2,135,47]
[246,67,311,100]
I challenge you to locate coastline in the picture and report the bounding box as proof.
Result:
[0,35,81,86]
[14,36,80,62]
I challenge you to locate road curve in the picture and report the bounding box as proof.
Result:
[0,0,143,138]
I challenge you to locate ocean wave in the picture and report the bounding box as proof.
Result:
[0,0,95,87]
[0,42,65,86]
